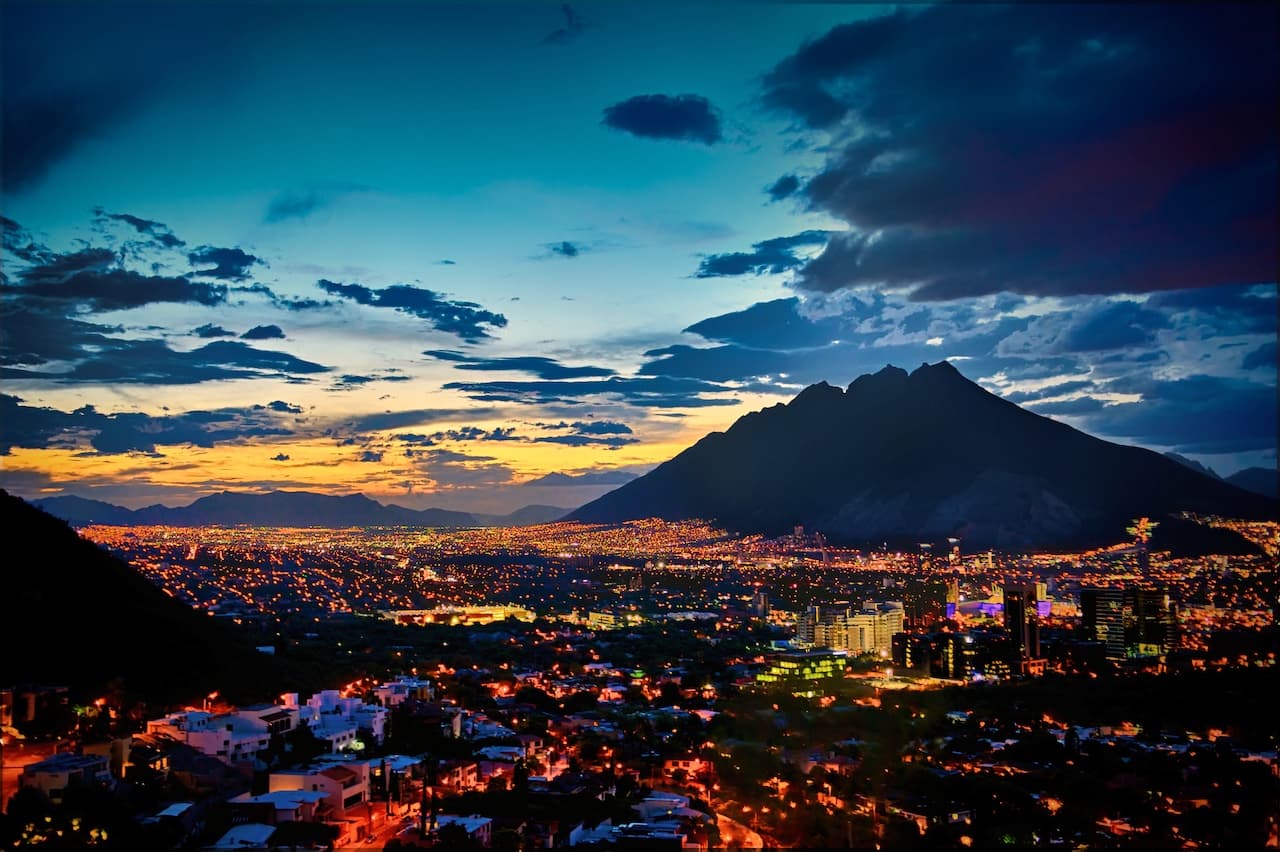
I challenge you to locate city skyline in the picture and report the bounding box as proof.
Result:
[2,2,1276,513]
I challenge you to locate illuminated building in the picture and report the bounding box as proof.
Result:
[1081,587,1127,660]
[1081,586,1178,661]
[755,650,845,685]
[797,602,903,656]
[1003,583,1041,659]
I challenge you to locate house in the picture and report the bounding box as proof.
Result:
[19,753,112,804]
[228,789,329,825]
[269,760,369,820]
[435,814,493,847]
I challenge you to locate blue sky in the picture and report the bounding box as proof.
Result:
[2,2,1276,512]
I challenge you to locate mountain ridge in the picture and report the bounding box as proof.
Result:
[32,490,571,528]
[570,361,1276,549]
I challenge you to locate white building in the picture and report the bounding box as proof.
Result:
[19,753,112,804]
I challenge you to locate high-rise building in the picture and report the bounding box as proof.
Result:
[1128,587,1177,657]
[751,590,770,619]
[1081,587,1126,660]
[1003,583,1041,659]
[1081,586,1177,660]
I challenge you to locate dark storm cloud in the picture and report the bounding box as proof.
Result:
[0,305,123,367]
[696,230,833,278]
[765,174,801,202]
[1,216,54,266]
[542,4,584,44]
[602,94,722,145]
[762,5,1277,299]
[192,323,235,338]
[2,339,329,385]
[240,324,286,340]
[8,243,229,311]
[424,350,613,379]
[319,279,507,341]
[1057,301,1169,353]
[1083,375,1277,455]
[1003,381,1095,405]
[94,209,185,248]
[1147,283,1277,336]
[685,297,863,349]
[1242,342,1277,372]
[187,246,264,281]
[0,393,300,455]
[443,375,738,409]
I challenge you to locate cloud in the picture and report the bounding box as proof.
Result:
[0,393,301,455]
[531,434,636,448]
[1081,374,1277,455]
[696,230,834,278]
[760,5,1277,300]
[270,453,290,461]
[545,240,581,258]
[263,183,369,223]
[359,450,384,463]
[94,208,185,249]
[319,279,507,341]
[564,420,631,436]
[409,448,515,490]
[188,245,264,280]
[2,339,330,385]
[602,94,723,145]
[332,408,493,435]
[240,324,286,340]
[443,375,739,409]
[260,400,303,414]
[1242,341,1276,372]
[192,323,235,338]
[424,350,613,379]
[765,174,801,202]
[542,4,584,44]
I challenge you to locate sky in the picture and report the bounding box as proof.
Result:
[1,2,1276,514]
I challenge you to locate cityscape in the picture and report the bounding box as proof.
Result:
[2,2,1277,850]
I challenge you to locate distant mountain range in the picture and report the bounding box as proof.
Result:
[571,362,1277,549]
[1,490,281,704]
[31,491,570,528]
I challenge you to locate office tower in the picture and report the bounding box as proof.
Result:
[1003,583,1040,659]
[751,589,770,619]
[1081,587,1127,660]
[1128,587,1177,657]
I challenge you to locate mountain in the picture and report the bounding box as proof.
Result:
[477,504,572,526]
[1225,467,1279,499]
[1164,452,1220,479]
[31,490,570,528]
[571,362,1277,549]
[1,490,280,704]
[28,494,140,525]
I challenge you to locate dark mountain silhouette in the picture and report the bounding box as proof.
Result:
[1225,467,1279,499]
[571,362,1277,549]
[1,490,280,705]
[1164,452,1220,480]
[474,504,571,526]
[32,491,569,528]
